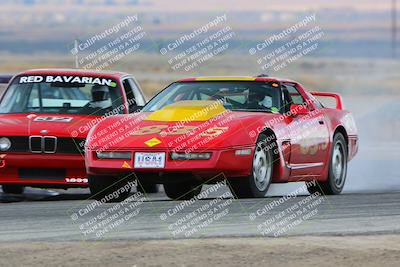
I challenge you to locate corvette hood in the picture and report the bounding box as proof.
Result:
[91,101,283,150]
[0,113,101,138]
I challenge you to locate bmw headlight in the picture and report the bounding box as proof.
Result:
[0,137,11,151]
[96,151,131,160]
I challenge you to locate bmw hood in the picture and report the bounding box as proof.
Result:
[0,113,103,138]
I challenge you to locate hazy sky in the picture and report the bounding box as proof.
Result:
[1,0,395,12]
[140,0,393,12]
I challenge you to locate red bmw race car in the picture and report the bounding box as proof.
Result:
[85,76,358,201]
[0,69,147,194]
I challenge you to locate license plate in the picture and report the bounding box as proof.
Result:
[134,152,165,168]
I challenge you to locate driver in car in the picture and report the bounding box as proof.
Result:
[248,90,272,110]
[81,85,112,114]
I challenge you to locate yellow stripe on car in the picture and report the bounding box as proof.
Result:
[145,100,227,122]
[195,76,256,81]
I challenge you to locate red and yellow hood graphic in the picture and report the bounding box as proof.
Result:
[145,100,227,122]
[89,101,284,151]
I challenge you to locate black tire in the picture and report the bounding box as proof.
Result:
[164,182,202,200]
[228,133,274,198]
[2,185,25,194]
[89,174,134,202]
[307,133,348,195]
[137,181,159,194]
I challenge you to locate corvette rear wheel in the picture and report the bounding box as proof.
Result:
[164,182,202,200]
[89,175,133,202]
[2,185,25,194]
[307,133,348,195]
[228,134,273,198]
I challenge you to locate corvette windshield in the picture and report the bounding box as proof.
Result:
[142,81,282,112]
[0,75,124,115]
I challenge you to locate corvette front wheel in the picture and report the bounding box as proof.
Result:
[228,134,273,198]
[137,181,159,194]
[89,175,133,202]
[307,133,348,195]
[164,182,202,200]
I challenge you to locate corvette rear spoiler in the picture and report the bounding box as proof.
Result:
[310,91,344,110]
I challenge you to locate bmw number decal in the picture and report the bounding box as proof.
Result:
[65,178,88,183]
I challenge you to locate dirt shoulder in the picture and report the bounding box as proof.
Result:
[1,235,400,267]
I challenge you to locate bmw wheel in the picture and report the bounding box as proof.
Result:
[2,185,25,194]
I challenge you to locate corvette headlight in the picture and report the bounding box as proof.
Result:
[0,137,11,151]
[170,152,211,160]
[96,151,131,160]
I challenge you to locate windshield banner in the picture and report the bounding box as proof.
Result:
[18,75,116,87]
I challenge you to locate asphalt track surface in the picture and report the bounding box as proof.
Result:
[1,185,400,242]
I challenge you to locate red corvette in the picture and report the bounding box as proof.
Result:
[0,69,146,194]
[85,76,358,201]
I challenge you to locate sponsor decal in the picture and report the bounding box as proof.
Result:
[122,161,133,169]
[271,107,279,113]
[144,137,162,147]
[18,75,115,86]
[300,142,328,155]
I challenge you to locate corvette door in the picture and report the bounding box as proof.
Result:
[283,84,330,178]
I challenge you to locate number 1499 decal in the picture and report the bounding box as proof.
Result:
[131,125,228,137]
[65,178,88,183]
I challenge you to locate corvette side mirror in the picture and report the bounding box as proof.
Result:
[290,104,309,116]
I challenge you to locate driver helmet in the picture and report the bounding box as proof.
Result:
[91,85,112,109]
[248,90,272,108]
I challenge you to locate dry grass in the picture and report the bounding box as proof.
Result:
[1,53,399,97]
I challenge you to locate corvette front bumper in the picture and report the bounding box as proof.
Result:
[86,146,254,178]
